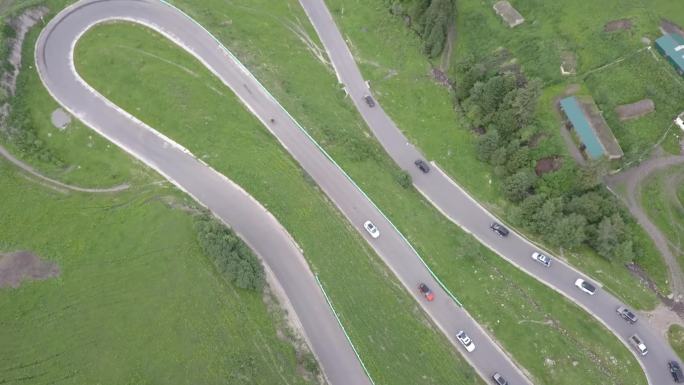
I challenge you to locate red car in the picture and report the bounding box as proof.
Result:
[418,283,435,301]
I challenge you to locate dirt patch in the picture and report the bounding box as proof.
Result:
[535,156,562,176]
[615,99,655,121]
[527,132,547,148]
[51,107,71,129]
[560,51,577,75]
[430,67,451,87]
[492,1,525,28]
[0,251,60,288]
[604,19,633,33]
[661,19,684,38]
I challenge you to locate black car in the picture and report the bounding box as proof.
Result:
[492,372,508,385]
[490,222,509,237]
[616,306,638,324]
[670,361,684,383]
[414,159,430,173]
[363,95,375,107]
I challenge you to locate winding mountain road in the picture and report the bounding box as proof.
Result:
[299,1,680,384]
[35,0,680,384]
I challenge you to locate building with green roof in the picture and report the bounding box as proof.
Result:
[559,96,624,160]
[655,34,684,76]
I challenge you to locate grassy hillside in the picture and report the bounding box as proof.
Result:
[0,163,316,385]
[74,14,645,385]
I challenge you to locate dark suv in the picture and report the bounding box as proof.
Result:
[414,159,430,173]
[670,361,684,383]
[363,95,375,107]
[490,222,509,237]
[616,306,638,324]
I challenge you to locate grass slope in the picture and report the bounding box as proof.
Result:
[0,164,313,385]
[669,324,684,362]
[74,13,644,385]
[75,22,482,385]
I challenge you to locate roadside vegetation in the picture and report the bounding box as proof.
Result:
[0,163,319,384]
[385,0,455,58]
[75,10,645,384]
[195,214,266,291]
[329,0,678,303]
[669,324,684,362]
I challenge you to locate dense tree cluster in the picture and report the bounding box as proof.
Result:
[386,0,455,58]
[195,214,265,291]
[453,55,637,262]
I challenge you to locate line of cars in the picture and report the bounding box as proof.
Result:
[490,221,684,383]
[358,136,682,383]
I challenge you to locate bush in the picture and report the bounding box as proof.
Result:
[396,170,412,188]
[194,214,265,291]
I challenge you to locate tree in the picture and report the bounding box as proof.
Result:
[549,213,587,250]
[475,129,500,162]
[503,170,537,202]
[420,0,453,58]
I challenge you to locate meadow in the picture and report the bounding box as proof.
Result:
[74,14,646,384]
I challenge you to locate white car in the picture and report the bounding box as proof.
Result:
[363,220,379,238]
[629,334,648,356]
[456,330,475,352]
[574,278,596,295]
[531,251,551,267]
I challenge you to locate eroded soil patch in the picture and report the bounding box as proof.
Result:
[0,251,60,288]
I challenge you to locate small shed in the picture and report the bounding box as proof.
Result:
[493,1,525,28]
[655,34,684,76]
[560,96,624,160]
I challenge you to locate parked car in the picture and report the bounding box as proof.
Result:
[418,283,435,302]
[491,372,508,385]
[629,334,648,355]
[363,220,379,238]
[669,361,684,383]
[456,330,475,352]
[490,222,509,237]
[414,159,430,173]
[363,95,375,107]
[574,278,596,295]
[531,251,551,267]
[616,306,638,324]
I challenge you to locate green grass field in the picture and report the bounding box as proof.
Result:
[75,20,485,385]
[640,164,684,272]
[0,163,316,385]
[322,0,673,299]
[669,324,684,362]
[73,14,646,385]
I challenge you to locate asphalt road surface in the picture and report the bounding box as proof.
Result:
[299,1,681,384]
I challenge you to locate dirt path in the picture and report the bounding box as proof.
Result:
[439,21,456,71]
[0,144,130,193]
[606,152,684,298]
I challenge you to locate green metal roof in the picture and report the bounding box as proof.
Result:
[655,34,684,73]
[560,96,604,159]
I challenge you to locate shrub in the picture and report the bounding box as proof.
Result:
[396,170,412,188]
[194,214,265,291]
